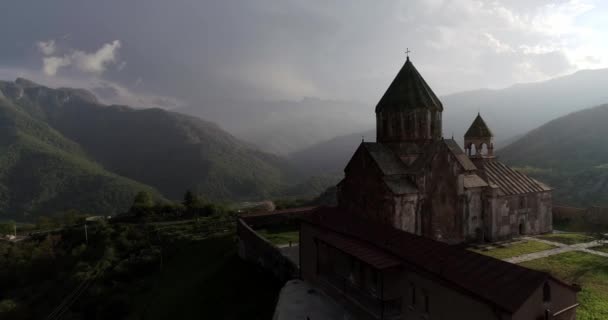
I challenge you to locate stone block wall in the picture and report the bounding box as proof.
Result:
[236,217,300,283]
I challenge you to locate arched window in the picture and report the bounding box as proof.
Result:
[543,282,551,303]
[480,143,488,155]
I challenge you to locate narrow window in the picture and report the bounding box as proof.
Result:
[424,293,430,313]
[520,196,526,208]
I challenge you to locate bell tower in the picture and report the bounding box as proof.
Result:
[375,55,443,146]
[464,113,494,158]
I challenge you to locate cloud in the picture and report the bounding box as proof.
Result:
[41,40,122,76]
[42,56,71,76]
[3,0,608,105]
[37,40,56,55]
[89,81,184,109]
[0,65,183,110]
[72,40,121,73]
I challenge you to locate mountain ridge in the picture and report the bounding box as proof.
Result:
[0,79,312,219]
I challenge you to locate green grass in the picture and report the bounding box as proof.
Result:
[536,233,598,245]
[130,234,281,320]
[520,251,608,320]
[470,240,556,259]
[591,245,608,254]
[256,225,300,245]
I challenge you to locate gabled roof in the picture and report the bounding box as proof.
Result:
[444,139,477,171]
[354,143,418,194]
[481,160,552,195]
[408,139,477,172]
[375,58,443,113]
[302,207,579,314]
[463,174,488,189]
[465,113,493,138]
[360,142,408,175]
[382,175,418,195]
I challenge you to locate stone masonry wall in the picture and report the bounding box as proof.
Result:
[236,218,299,283]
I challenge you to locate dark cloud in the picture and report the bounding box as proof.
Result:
[0,0,603,108]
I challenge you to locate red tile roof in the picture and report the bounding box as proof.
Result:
[302,206,579,313]
[317,232,402,270]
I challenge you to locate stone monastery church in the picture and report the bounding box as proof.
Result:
[337,56,552,244]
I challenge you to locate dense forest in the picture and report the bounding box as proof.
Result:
[0,192,283,320]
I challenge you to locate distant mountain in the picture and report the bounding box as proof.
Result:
[176,98,372,155]
[498,104,608,206]
[0,79,310,219]
[442,68,608,146]
[282,68,608,177]
[0,80,161,218]
[287,129,375,176]
[178,68,608,157]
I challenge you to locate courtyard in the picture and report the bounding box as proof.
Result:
[472,233,608,319]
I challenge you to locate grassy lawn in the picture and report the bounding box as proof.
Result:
[520,251,608,320]
[536,233,598,245]
[470,240,556,259]
[591,244,608,254]
[130,235,281,320]
[256,224,299,246]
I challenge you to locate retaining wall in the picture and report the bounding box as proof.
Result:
[236,218,299,283]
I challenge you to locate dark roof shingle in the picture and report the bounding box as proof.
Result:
[465,113,494,138]
[482,160,551,195]
[361,142,409,175]
[375,58,443,113]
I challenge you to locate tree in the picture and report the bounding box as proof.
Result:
[36,216,55,230]
[132,191,154,209]
[0,221,15,236]
[182,190,200,209]
[130,191,155,219]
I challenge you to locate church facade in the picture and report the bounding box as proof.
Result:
[337,57,552,244]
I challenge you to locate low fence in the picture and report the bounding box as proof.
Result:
[236,218,299,283]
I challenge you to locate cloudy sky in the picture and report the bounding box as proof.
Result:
[1,0,608,108]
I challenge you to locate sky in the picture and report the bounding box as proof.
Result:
[1,0,608,108]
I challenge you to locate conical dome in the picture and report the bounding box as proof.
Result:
[465,113,493,138]
[375,57,443,113]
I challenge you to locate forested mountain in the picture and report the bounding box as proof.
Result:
[499,104,608,206]
[0,80,160,219]
[0,79,305,219]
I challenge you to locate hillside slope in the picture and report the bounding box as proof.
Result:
[499,104,608,206]
[442,68,608,146]
[0,79,301,203]
[177,98,372,155]
[287,129,375,176]
[0,89,160,219]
